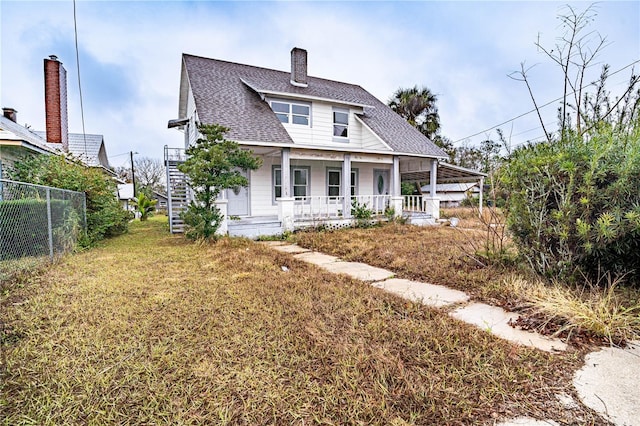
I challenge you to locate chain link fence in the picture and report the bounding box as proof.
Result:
[0,179,86,283]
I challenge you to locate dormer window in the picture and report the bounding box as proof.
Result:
[270,100,310,126]
[333,109,349,139]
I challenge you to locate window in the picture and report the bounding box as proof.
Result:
[293,168,308,197]
[273,166,310,203]
[270,100,310,126]
[327,168,358,198]
[333,109,349,138]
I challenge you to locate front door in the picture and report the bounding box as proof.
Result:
[373,169,389,212]
[227,170,249,216]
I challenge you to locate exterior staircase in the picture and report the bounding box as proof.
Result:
[165,146,188,233]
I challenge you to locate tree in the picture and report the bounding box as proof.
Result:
[134,157,166,196]
[178,124,262,240]
[131,192,157,221]
[388,86,440,140]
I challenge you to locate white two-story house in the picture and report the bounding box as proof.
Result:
[167,48,466,237]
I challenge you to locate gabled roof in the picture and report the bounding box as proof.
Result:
[35,131,110,168]
[181,53,448,158]
[0,116,58,155]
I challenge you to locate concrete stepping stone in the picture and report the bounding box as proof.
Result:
[496,418,559,426]
[573,341,640,425]
[450,303,567,352]
[372,278,469,307]
[293,251,340,265]
[319,261,394,282]
[270,244,311,254]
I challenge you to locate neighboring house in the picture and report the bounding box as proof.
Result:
[166,48,478,237]
[0,108,59,178]
[151,191,168,213]
[117,183,134,210]
[423,182,479,207]
[1,55,113,178]
[34,131,111,170]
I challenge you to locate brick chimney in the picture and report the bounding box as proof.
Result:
[290,47,308,87]
[2,107,17,122]
[44,55,69,151]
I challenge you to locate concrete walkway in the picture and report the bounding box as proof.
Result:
[263,242,640,425]
[265,242,565,352]
[573,341,640,425]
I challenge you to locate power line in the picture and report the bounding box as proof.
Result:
[453,58,640,144]
[72,0,88,162]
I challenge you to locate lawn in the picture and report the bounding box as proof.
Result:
[0,217,605,424]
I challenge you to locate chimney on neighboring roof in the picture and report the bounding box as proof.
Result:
[2,107,17,122]
[44,54,69,151]
[290,47,308,87]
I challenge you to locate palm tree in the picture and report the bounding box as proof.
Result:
[131,192,157,221]
[388,86,440,140]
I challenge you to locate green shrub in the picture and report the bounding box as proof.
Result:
[8,155,129,246]
[500,127,640,285]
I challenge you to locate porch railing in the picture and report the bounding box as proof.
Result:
[293,195,391,220]
[403,195,425,212]
[353,195,391,216]
[294,196,345,220]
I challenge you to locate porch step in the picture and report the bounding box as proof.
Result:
[404,211,436,226]
[228,217,283,239]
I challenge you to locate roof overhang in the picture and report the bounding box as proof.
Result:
[168,118,189,129]
[402,161,486,184]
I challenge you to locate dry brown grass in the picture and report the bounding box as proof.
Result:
[295,209,640,345]
[296,220,517,305]
[0,217,605,424]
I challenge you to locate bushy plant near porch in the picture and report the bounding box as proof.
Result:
[178,124,261,240]
[500,127,640,285]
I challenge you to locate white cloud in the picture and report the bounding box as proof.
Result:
[2,0,638,166]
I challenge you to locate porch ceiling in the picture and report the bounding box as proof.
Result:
[401,162,486,184]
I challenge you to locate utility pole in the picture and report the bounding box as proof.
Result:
[130,151,137,196]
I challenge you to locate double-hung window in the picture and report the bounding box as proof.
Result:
[327,168,358,199]
[270,100,310,126]
[273,166,310,203]
[333,109,349,139]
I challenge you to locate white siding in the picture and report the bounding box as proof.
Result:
[249,154,279,216]
[265,98,391,152]
[185,86,198,149]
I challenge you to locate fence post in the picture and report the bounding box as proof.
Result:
[46,188,54,261]
[82,194,87,230]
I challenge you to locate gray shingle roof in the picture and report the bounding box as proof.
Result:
[0,116,57,154]
[182,54,447,158]
[34,131,108,167]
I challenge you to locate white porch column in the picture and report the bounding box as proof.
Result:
[342,153,352,218]
[278,147,295,231]
[479,176,484,216]
[426,159,440,220]
[391,155,403,218]
[214,199,228,236]
[281,147,291,198]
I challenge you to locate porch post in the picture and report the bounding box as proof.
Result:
[278,147,295,231]
[391,155,403,218]
[281,147,291,198]
[425,159,440,220]
[478,176,484,216]
[342,153,352,219]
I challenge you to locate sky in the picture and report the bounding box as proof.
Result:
[1,0,639,170]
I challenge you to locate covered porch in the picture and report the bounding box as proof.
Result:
[218,147,444,236]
